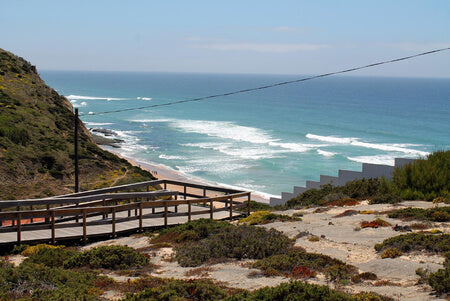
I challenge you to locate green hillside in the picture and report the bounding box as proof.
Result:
[0,48,155,200]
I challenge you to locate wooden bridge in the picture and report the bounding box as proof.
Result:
[0,180,251,247]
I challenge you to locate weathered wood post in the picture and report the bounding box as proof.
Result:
[229,196,233,219]
[82,209,87,244]
[210,199,213,219]
[164,200,168,226]
[51,210,56,244]
[188,200,192,221]
[16,212,21,244]
[112,207,116,238]
[139,202,143,232]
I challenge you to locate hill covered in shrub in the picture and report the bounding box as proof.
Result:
[0,48,155,199]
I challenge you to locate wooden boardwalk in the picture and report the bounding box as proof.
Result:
[0,180,250,247]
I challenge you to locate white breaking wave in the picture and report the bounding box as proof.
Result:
[171,119,274,144]
[347,155,396,166]
[130,118,173,123]
[66,94,128,101]
[317,149,336,157]
[159,154,185,160]
[137,97,152,100]
[84,122,114,126]
[306,133,428,156]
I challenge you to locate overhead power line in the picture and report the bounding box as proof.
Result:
[81,47,450,116]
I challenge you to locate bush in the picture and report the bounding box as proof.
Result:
[226,280,355,301]
[391,150,450,201]
[369,193,401,204]
[252,248,357,282]
[0,260,102,300]
[63,245,148,270]
[239,211,301,225]
[374,233,450,254]
[388,207,450,222]
[125,278,229,300]
[351,272,378,283]
[25,247,76,267]
[286,178,389,208]
[152,218,232,244]
[360,218,391,228]
[416,252,449,294]
[380,247,402,259]
[21,244,59,256]
[175,225,293,267]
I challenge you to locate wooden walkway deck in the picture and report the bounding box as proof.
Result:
[0,180,250,247]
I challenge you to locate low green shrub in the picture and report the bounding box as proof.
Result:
[388,207,450,222]
[239,210,301,225]
[351,272,378,283]
[124,278,229,301]
[369,193,401,204]
[227,280,355,301]
[252,248,357,282]
[175,225,293,267]
[63,245,148,270]
[0,260,103,300]
[380,247,402,259]
[374,233,450,254]
[25,246,76,267]
[416,252,449,294]
[151,218,232,244]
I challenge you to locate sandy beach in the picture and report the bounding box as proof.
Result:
[102,146,270,203]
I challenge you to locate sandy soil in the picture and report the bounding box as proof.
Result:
[83,200,449,301]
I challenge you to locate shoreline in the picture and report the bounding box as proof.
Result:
[102,146,271,203]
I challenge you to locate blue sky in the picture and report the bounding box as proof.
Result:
[1,1,449,77]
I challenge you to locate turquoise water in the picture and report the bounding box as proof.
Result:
[41,71,450,197]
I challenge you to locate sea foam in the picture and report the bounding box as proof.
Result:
[307,134,428,156]
[66,94,128,101]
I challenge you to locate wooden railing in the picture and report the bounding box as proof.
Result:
[0,180,251,245]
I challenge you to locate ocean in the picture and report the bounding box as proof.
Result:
[41,71,450,198]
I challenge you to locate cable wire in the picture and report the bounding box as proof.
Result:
[81,47,450,116]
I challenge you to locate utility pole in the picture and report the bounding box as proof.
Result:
[74,108,79,193]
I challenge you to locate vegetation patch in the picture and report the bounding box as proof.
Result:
[0,260,106,300]
[334,209,359,218]
[24,246,76,267]
[388,206,450,222]
[151,218,232,244]
[252,248,357,282]
[351,272,378,283]
[391,150,449,201]
[239,210,301,225]
[123,278,232,300]
[416,252,449,295]
[374,233,450,254]
[64,245,149,270]
[360,218,391,228]
[175,225,293,267]
[380,247,402,259]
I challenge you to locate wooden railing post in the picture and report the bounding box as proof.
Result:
[164,200,168,226]
[16,212,21,244]
[210,200,213,219]
[188,200,192,221]
[82,209,87,244]
[112,208,116,238]
[184,185,187,199]
[174,195,178,213]
[229,197,233,219]
[51,210,56,244]
[139,202,143,232]
[247,193,251,216]
[30,205,33,223]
